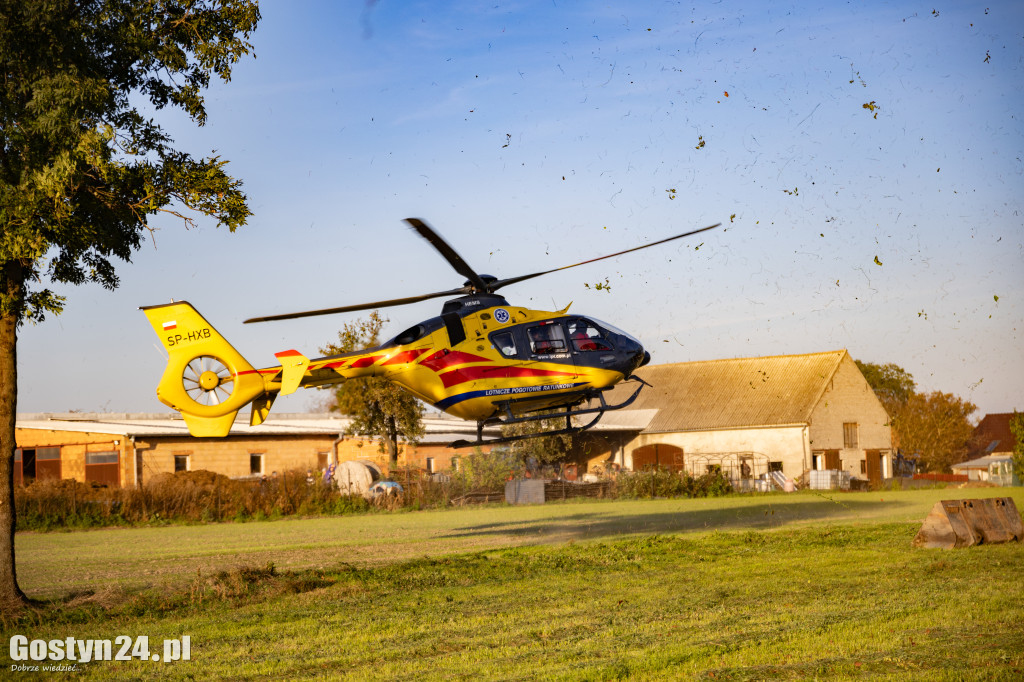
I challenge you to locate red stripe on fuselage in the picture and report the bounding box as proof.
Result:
[383,349,428,365]
[420,350,491,372]
[349,355,385,369]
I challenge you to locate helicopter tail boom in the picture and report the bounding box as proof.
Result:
[141,301,270,437]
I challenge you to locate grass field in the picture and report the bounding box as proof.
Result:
[5,488,1024,679]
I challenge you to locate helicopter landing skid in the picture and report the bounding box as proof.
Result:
[448,377,648,449]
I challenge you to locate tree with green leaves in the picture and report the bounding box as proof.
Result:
[897,391,977,473]
[854,360,916,409]
[0,0,259,610]
[319,312,424,470]
[1009,411,1024,484]
[499,413,575,473]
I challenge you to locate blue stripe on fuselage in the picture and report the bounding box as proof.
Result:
[435,382,589,410]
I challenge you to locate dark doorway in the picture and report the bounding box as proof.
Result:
[865,449,883,486]
[824,449,841,470]
[631,444,684,471]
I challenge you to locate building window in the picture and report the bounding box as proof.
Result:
[860,460,867,474]
[86,451,118,465]
[317,451,329,470]
[769,461,783,472]
[450,456,460,472]
[843,423,859,449]
[425,457,435,474]
[174,455,190,472]
[250,453,264,475]
[85,451,120,487]
[18,447,62,483]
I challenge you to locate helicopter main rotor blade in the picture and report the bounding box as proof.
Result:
[243,286,470,324]
[489,223,722,291]
[404,217,489,292]
[245,220,722,324]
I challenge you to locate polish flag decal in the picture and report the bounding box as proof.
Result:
[163,321,177,331]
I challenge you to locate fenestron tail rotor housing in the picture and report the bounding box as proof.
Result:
[181,355,235,407]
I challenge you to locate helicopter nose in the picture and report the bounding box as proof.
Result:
[640,350,651,367]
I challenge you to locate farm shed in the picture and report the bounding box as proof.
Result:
[951,455,1017,486]
[576,350,893,487]
[14,411,492,488]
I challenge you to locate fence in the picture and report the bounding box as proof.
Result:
[913,473,968,483]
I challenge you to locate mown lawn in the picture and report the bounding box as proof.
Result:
[5,488,1023,680]
[16,487,1021,598]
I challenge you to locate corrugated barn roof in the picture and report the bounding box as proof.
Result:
[606,350,848,433]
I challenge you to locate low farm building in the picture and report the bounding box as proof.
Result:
[14,412,492,488]
[575,350,894,486]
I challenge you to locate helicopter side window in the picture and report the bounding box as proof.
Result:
[490,331,518,358]
[566,319,613,352]
[527,323,567,354]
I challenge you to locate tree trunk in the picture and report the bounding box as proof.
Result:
[0,307,28,610]
[386,415,399,470]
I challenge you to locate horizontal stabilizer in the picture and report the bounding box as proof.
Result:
[275,349,310,395]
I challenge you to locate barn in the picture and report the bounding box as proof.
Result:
[14,411,492,488]
[576,350,894,487]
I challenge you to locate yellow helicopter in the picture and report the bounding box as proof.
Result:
[142,218,719,446]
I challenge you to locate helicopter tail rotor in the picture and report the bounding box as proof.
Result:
[142,301,270,436]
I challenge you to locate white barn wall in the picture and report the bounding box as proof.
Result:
[625,425,809,477]
[807,354,893,479]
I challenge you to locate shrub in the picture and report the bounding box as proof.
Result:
[15,459,738,531]
[449,448,522,492]
[616,467,733,499]
[14,469,359,530]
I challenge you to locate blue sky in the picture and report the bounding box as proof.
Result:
[17,0,1023,418]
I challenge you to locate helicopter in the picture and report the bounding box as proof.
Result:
[141,218,720,446]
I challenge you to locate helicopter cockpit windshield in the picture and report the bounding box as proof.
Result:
[582,318,643,353]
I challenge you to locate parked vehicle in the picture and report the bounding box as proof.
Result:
[368,481,404,496]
